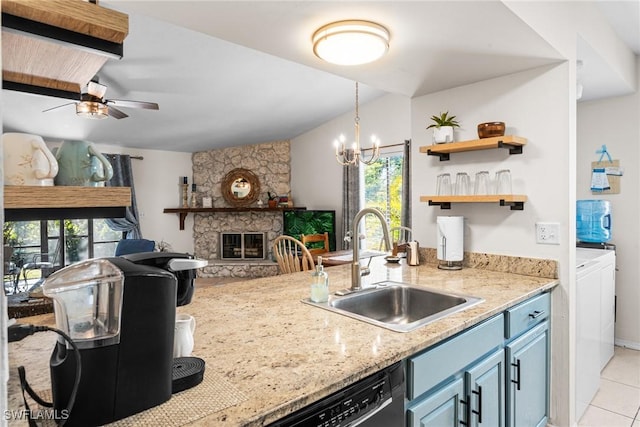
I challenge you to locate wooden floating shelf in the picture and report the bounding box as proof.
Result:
[5,186,131,208]
[419,135,527,161]
[164,206,306,230]
[420,195,527,210]
[4,185,131,220]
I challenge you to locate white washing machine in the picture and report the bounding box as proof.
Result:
[576,247,616,421]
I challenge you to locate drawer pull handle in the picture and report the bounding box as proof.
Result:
[460,396,471,426]
[511,359,522,391]
[472,385,483,423]
[529,310,545,319]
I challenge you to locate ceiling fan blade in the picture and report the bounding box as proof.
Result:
[42,102,76,113]
[107,106,129,119]
[106,99,159,110]
[86,81,107,99]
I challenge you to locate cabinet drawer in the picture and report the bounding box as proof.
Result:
[407,314,504,400]
[505,293,550,339]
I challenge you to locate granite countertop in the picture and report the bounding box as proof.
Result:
[7,254,558,426]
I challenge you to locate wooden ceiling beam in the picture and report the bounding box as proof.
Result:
[2,0,128,43]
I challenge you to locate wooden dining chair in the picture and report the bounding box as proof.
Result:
[273,235,314,274]
[300,232,330,256]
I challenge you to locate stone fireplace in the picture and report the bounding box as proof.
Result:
[192,140,290,279]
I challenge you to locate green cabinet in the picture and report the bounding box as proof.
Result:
[406,292,550,427]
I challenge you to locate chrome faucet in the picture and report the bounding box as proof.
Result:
[347,207,392,293]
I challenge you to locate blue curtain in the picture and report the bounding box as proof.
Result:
[105,154,142,239]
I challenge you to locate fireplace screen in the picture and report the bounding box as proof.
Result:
[221,232,266,260]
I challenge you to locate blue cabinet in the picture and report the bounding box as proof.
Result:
[466,348,506,427]
[407,348,505,427]
[406,292,550,427]
[407,377,465,426]
[406,316,505,427]
[506,321,549,427]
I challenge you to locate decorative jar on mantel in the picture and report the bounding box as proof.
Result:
[2,132,59,186]
[54,140,113,186]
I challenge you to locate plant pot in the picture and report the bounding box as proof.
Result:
[432,126,454,144]
[268,200,277,208]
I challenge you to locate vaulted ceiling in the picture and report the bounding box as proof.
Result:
[2,1,638,153]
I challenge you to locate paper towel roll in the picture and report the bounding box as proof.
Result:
[437,216,464,262]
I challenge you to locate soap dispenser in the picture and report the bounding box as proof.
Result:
[310,256,329,303]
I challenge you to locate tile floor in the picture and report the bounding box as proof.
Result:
[578,346,640,427]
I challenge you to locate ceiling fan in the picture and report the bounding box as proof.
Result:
[43,78,159,120]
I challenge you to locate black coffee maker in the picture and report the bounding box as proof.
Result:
[42,253,206,426]
[121,252,207,306]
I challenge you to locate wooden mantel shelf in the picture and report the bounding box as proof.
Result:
[4,186,131,221]
[164,206,306,230]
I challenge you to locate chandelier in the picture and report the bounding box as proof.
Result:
[334,82,380,166]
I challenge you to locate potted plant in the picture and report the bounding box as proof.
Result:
[267,192,278,208]
[427,111,460,144]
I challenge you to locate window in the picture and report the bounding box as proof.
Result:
[4,219,123,287]
[362,150,404,250]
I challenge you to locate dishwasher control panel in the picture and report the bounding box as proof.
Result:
[268,362,403,427]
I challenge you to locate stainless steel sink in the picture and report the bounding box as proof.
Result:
[304,281,483,333]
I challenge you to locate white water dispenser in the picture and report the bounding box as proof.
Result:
[437,216,464,270]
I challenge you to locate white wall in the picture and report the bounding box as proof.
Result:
[411,65,571,260]
[577,58,640,349]
[46,141,195,254]
[291,93,411,241]
[412,64,575,427]
[93,144,195,253]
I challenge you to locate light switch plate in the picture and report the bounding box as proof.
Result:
[536,222,560,245]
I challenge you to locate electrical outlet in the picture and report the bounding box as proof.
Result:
[536,222,560,245]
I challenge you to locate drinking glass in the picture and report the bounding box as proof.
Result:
[436,173,452,196]
[474,171,490,195]
[495,169,512,194]
[454,172,470,195]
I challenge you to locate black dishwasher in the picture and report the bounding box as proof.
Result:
[268,361,404,427]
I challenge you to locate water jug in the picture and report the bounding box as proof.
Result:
[54,140,113,186]
[577,200,611,243]
[2,133,58,186]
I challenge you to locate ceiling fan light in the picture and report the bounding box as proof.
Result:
[312,20,390,66]
[76,101,108,119]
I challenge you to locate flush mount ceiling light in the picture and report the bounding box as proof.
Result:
[76,101,108,119]
[312,20,390,66]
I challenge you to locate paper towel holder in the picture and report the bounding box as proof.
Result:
[438,260,463,270]
[437,215,464,270]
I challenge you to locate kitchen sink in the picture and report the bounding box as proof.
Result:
[304,281,483,333]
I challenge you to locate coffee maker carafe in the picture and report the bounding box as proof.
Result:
[43,257,178,426]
